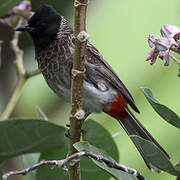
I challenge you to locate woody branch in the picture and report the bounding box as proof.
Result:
[2,151,146,180]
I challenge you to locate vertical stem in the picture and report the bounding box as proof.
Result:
[0,24,41,120]
[0,77,26,120]
[68,0,88,180]
[0,29,25,120]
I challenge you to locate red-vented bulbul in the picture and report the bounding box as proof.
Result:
[16,5,169,172]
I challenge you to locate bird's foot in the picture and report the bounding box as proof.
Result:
[65,124,86,140]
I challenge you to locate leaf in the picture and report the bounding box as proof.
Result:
[36,140,69,180]
[0,0,22,17]
[81,119,119,179]
[74,142,137,180]
[0,119,66,163]
[130,135,180,176]
[36,119,119,180]
[36,106,48,120]
[175,163,180,180]
[83,119,119,160]
[141,87,180,129]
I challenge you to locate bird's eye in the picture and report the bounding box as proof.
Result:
[38,22,46,29]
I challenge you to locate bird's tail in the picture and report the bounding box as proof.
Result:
[118,109,169,172]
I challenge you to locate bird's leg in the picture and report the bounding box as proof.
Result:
[65,112,90,139]
[65,129,74,139]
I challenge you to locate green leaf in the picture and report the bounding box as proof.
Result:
[0,119,66,163]
[81,119,119,179]
[36,140,69,180]
[0,0,22,17]
[36,106,48,120]
[141,87,180,129]
[83,119,119,160]
[130,135,180,176]
[36,119,119,180]
[175,164,180,179]
[74,142,137,180]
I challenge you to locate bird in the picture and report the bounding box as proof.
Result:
[16,4,169,172]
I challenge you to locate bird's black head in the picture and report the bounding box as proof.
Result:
[16,5,61,49]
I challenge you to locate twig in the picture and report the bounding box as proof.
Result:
[0,23,40,120]
[0,69,41,120]
[2,151,146,180]
[68,0,88,180]
[0,77,25,120]
[0,24,24,120]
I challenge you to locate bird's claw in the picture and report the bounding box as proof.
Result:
[64,127,86,140]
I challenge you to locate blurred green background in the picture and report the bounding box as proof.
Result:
[0,0,180,179]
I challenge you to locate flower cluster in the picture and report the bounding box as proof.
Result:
[146,24,180,67]
[0,1,33,29]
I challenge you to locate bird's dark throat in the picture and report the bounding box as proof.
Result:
[31,33,57,50]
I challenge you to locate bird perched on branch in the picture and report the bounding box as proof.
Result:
[16,4,169,172]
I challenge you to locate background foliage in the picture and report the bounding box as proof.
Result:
[0,0,180,180]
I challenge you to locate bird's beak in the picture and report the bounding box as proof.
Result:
[16,24,34,32]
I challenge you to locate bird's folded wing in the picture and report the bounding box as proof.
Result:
[86,42,140,113]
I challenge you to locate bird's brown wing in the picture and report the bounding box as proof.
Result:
[86,42,140,113]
